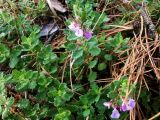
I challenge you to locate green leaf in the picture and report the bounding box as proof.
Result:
[107,91,117,99]
[73,48,83,60]
[2,107,8,119]
[88,70,97,81]
[89,46,101,56]
[83,109,90,117]
[0,43,10,63]
[98,63,106,71]
[67,32,79,41]
[29,81,37,89]
[17,99,29,109]
[104,54,112,61]
[38,76,52,87]
[37,45,57,65]
[21,31,39,51]
[79,95,89,105]
[0,106,2,113]
[51,66,57,74]
[54,109,71,120]
[0,33,5,40]
[87,37,98,46]
[88,59,98,69]
[7,97,14,107]
[66,43,76,51]
[15,81,29,91]
[111,32,123,47]
[99,33,106,42]
[63,91,73,101]
[54,97,63,107]
[95,99,106,113]
[74,56,84,66]
[9,56,19,68]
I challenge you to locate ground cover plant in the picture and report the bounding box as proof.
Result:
[0,0,160,119]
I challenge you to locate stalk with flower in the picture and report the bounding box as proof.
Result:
[103,77,136,119]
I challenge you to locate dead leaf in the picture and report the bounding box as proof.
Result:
[40,23,59,37]
[46,0,67,13]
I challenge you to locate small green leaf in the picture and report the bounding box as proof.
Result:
[98,63,106,71]
[63,91,73,101]
[21,31,39,51]
[29,81,37,89]
[9,56,19,68]
[88,59,98,69]
[66,43,76,51]
[0,33,5,40]
[111,32,123,47]
[67,32,79,41]
[107,91,117,99]
[83,109,90,117]
[51,66,57,74]
[38,76,52,87]
[54,109,71,120]
[88,70,97,81]
[73,48,83,60]
[17,99,29,109]
[0,44,10,63]
[89,46,101,56]
[104,54,112,61]
[7,97,14,107]
[54,97,63,107]
[2,108,8,119]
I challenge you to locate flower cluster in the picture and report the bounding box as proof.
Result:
[68,21,93,40]
[103,98,136,119]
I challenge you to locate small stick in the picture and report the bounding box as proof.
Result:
[148,112,160,120]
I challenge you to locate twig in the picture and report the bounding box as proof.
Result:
[70,53,74,91]
[148,112,160,120]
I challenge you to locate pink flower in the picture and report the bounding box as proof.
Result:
[103,102,112,109]
[111,108,120,119]
[122,0,129,3]
[68,21,80,31]
[68,21,83,37]
[75,29,83,37]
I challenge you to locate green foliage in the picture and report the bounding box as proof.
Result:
[48,83,73,107]
[0,44,10,63]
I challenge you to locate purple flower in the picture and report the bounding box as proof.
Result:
[121,102,127,111]
[111,108,120,119]
[84,31,93,40]
[103,102,112,109]
[127,98,135,110]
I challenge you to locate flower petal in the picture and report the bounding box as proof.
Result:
[111,108,120,119]
[84,31,93,40]
[68,22,80,31]
[75,29,83,37]
[127,98,135,110]
[121,102,127,112]
[103,102,111,109]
